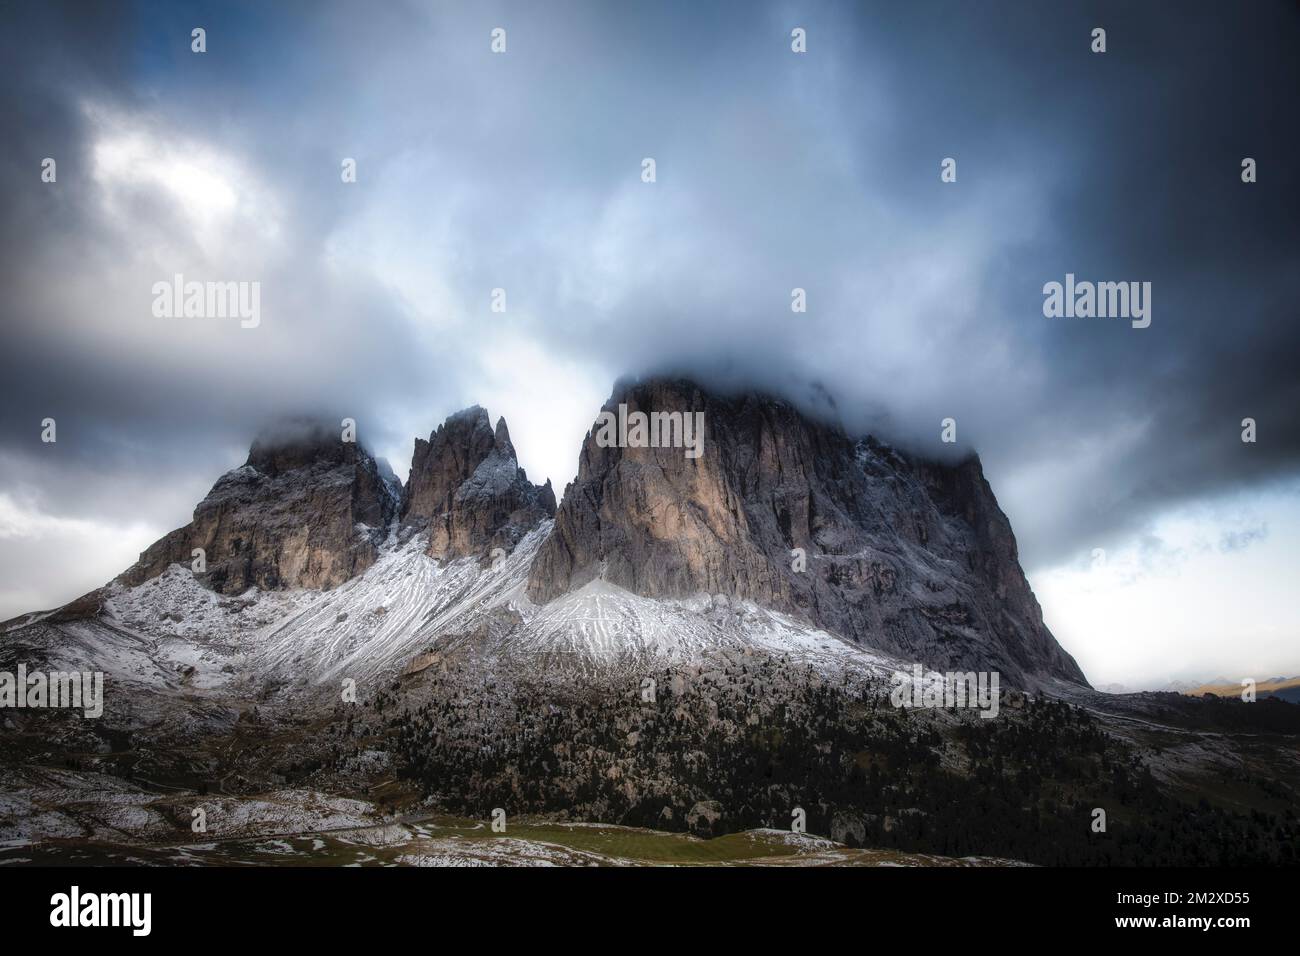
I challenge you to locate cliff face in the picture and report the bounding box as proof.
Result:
[401,407,555,561]
[119,420,398,595]
[527,378,1087,687]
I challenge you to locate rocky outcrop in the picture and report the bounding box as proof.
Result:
[401,407,555,561]
[113,407,555,598]
[119,419,399,594]
[527,378,1087,687]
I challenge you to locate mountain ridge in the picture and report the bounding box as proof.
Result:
[15,376,1085,689]
[7,378,1300,868]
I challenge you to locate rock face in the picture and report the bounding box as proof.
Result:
[527,378,1087,687]
[401,407,556,561]
[120,420,399,594]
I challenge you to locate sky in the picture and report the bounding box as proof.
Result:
[1,0,1297,688]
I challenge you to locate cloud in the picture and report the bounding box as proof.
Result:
[1219,525,1268,553]
[0,0,1297,674]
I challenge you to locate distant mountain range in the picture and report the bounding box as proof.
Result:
[1096,676,1300,702]
[1181,676,1300,703]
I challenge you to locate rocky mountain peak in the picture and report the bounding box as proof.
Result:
[494,416,515,455]
[401,406,555,561]
[527,376,1087,688]
[245,418,358,475]
[119,416,398,595]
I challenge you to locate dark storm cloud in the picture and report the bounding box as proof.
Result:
[0,1,471,513]
[0,0,1297,618]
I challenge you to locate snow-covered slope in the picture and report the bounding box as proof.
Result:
[2,520,906,722]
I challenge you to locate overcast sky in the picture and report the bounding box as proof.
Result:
[2,0,1297,688]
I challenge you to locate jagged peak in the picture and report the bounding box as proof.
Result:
[494,416,515,457]
[401,404,551,559]
[409,405,526,473]
[438,405,491,432]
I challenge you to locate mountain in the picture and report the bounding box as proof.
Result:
[118,418,399,597]
[401,406,555,561]
[10,377,1295,866]
[7,380,1085,689]
[1181,675,1300,702]
[528,378,1086,688]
